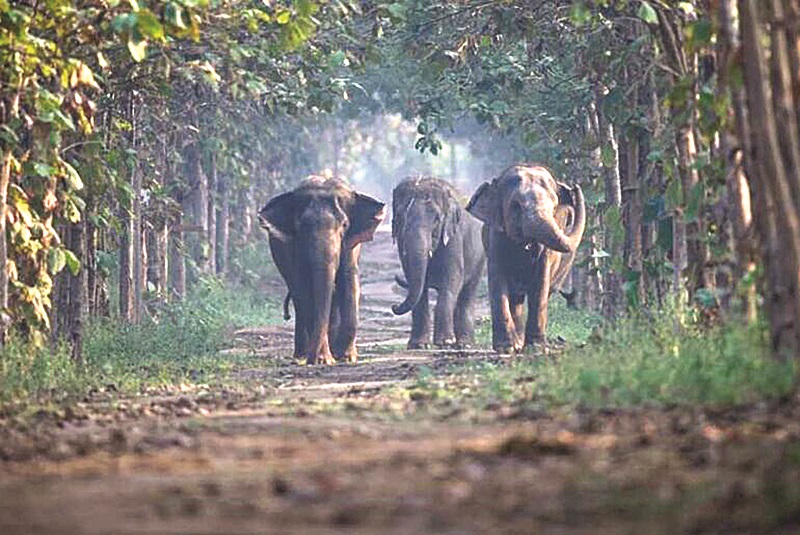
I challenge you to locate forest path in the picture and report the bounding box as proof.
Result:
[1,229,799,534]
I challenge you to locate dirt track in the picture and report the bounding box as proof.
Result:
[2,228,800,534]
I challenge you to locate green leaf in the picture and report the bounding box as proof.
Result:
[637,1,659,25]
[64,249,81,275]
[60,159,84,190]
[136,9,164,40]
[275,9,291,24]
[33,162,56,177]
[128,39,148,62]
[47,247,66,275]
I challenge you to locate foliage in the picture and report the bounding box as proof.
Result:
[416,311,794,410]
[532,316,794,408]
[0,276,281,411]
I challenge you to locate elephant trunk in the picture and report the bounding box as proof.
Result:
[526,188,585,254]
[566,186,586,248]
[304,237,339,361]
[392,234,430,316]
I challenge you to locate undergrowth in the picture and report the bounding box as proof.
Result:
[0,277,282,411]
[417,305,795,410]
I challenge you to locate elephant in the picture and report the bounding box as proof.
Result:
[391,177,486,349]
[466,165,585,353]
[259,176,386,365]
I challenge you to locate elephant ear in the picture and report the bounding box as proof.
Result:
[466,181,501,230]
[259,191,296,242]
[441,204,461,247]
[346,192,387,249]
[556,181,576,206]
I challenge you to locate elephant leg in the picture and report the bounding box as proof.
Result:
[433,286,458,348]
[488,268,519,353]
[332,248,360,363]
[454,277,480,348]
[291,284,311,360]
[408,288,431,349]
[525,257,551,346]
[510,293,526,348]
[328,286,342,352]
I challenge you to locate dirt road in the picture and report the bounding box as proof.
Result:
[1,228,799,534]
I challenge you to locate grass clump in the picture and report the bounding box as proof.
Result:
[82,276,282,389]
[0,336,85,409]
[424,305,793,411]
[533,314,795,408]
[0,276,282,412]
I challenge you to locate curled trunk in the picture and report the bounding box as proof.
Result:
[526,188,585,253]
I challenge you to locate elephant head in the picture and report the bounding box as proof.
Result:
[466,165,585,254]
[391,178,460,316]
[259,177,385,361]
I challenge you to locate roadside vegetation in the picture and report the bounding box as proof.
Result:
[405,302,793,412]
[0,247,282,413]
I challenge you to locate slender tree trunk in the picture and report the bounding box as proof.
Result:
[0,149,12,339]
[596,90,622,319]
[132,103,143,324]
[67,221,86,363]
[207,152,217,275]
[216,174,230,276]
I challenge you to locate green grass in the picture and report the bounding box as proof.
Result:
[412,305,795,410]
[0,276,283,412]
[530,314,795,408]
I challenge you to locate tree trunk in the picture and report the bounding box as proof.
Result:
[736,0,800,361]
[207,152,217,275]
[216,174,230,276]
[0,149,12,339]
[169,211,186,301]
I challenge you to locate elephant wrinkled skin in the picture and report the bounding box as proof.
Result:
[392,177,486,349]
[259,176,386,365]
[467,165,585,353]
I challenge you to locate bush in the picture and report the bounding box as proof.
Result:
[532,313,795,408]
[0,335,85,408]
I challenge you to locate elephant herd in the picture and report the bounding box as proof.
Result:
[259,165,586,365]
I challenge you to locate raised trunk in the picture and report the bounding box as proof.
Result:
[526,188,585,255]
[392,237,430,316]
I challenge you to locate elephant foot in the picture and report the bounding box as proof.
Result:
[336,350,358,364]
[308,353,337,366]
[433,337,456,349]
[493,337,523,355]
[524,340,549,357]
[407,340,431,350]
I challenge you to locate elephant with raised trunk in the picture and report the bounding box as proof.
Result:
[466,165,585,353]
[392,177,486,349]
[259,176,386,365]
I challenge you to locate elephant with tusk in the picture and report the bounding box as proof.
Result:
[466,165,586,353]
[391,177,486,349]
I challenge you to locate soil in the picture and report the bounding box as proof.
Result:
[2,227,800,534]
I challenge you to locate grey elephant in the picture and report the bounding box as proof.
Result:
[259,176,386,364]
[466,165,585,353]
[391,177,486,349]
